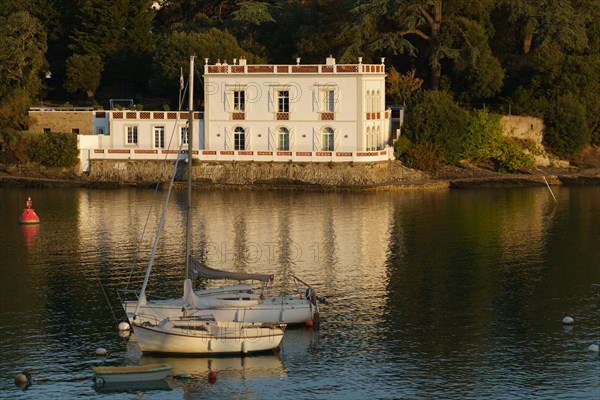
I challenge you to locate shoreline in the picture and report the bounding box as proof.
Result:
[1,167,599,191]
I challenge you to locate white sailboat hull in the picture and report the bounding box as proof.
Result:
[132,320,285,355]
[124,297,314,325]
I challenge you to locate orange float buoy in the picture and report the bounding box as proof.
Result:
[18,197,40,224]
[207,371,217,383]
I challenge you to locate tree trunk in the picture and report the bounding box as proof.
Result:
[429,1,442,91]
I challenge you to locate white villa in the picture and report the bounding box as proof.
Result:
[56,56,395,170]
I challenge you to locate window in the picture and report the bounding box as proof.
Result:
[278,90,289,112]
[180,126,189,145]
[322,89,335,112]
[322,127,334,151]
[43,128,51,133]
[126,126,138,144]
[97,128,104,135]
[72,128,79,134]
[234,127,245,151]
[154,126,165,148]
[234,90,245,112]
[277,127,289,151]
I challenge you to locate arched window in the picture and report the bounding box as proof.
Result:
[366,127,372,151]
[234,127,245,150]
[322,127,334,151]
[277,127,289,151]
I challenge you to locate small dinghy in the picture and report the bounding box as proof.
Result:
[92,363,172,385]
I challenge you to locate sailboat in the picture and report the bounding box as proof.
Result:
[122,258,320,327]
[128,56,285,355]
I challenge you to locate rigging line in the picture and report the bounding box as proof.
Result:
[94,270,128,344]
[124,80,190,290]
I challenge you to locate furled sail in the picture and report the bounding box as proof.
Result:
[189,256,273,282]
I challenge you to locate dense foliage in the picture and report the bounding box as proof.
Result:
[0,0,598,167]
[397,102,535,172]
[2,131,79,167]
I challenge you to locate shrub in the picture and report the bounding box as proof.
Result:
[543,94,589,159]
[402,91,469,164]
[462,109,535,172]
[393,135,412,164]
[406,142,445,172]
[31,132,79,167]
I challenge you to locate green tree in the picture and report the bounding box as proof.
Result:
[64,54,104,98]
[0,11,48,100]
[69,0,156,96]
[402,91,468,164]
[342,0,503,100]
[386,67,423,105]
[543,94,589,159]
[152,28,264,96]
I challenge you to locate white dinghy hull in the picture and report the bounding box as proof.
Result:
[132,318,285,355]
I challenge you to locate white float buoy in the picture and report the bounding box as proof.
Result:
[95,347,108,356]
[14,371,32,386]
[118,321,130,331]
[587,344,599,353]
[562,316,574,325]
[175,372,193,379]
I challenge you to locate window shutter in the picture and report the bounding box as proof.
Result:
[267,89,275,112]
[244,126,251,150]
[313,127,321,151]
[312,89,320,112]
[268,127,275,151]
[289,128,295,151]
[225,127,231,150]
[334,128,341,151]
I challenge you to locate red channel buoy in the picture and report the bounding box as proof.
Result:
[207,371,217,384]
[18,197,40,225]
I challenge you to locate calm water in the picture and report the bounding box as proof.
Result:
[0,185,599,399]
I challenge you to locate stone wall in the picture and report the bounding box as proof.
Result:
[500,115,544,147]
[89,160,429,187]
[29,110,94,135]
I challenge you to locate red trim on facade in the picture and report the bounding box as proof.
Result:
[336,152,352,157]
[295,152,311,156]
[258,151,273,156]
[220,150,234,155]
[276,151,292,156]
[134,149,158,154]
[94,149,105,153]
[238,151,253,156]
[108,149,130,154]
[316,152,332,156]
[202,150,217,155]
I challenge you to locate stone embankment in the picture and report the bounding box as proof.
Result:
[1,161,599,190]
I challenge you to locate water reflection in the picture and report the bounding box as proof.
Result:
[20,224,39,247]
[1,186,598,399]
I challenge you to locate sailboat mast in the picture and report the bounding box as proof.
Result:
[185,56,194,278]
